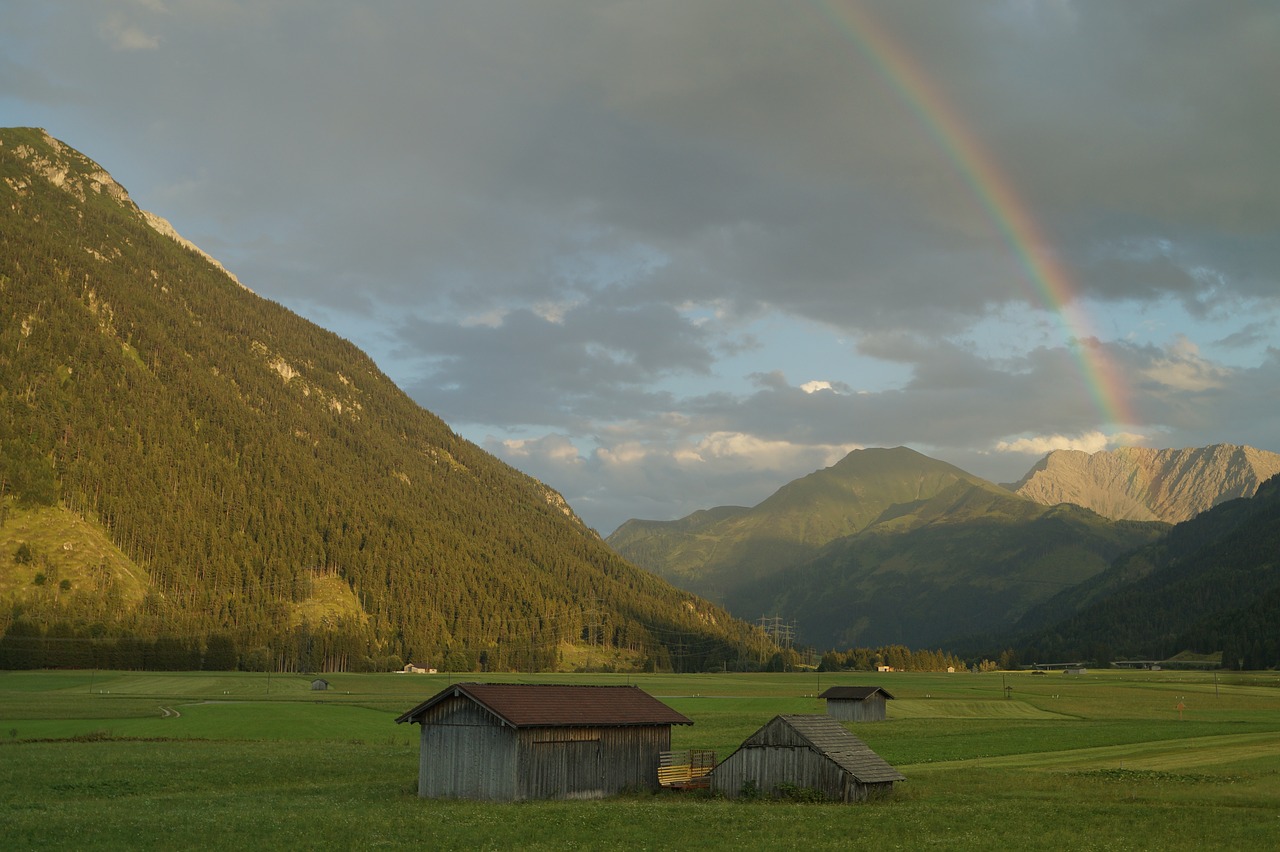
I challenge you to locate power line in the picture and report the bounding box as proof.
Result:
[758,614,795,649]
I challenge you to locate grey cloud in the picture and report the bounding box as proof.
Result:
[19,1,1275,325]
[1216,321,1277,351]
[6,1,1279,532]
[395,298,716,429]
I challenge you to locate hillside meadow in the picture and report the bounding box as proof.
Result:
[2,669,1279,849]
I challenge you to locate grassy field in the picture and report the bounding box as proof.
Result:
[2,668,1279,849]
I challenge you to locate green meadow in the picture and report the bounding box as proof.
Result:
[3,669,1279,850]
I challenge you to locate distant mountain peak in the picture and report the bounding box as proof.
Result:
[1009,443,1280,523]
[607,445,992,603]
[608,444,1167,648]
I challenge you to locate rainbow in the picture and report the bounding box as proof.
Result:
[814,0,1136,430]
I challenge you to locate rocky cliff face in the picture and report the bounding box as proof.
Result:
[1009,444,1280,523]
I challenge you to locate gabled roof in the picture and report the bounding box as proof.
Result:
[726,714,905,784]
[395,683,693,728]
[818,685,895,701]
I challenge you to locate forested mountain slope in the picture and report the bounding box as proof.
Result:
[608,447,989,602]
[723,479,1167,649]
[609,446,1165,648]
[0,128,762,672]
[1010,473,1280,668]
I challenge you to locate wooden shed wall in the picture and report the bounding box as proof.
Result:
[826,694,887,722]
[710,717,895,803]
[711,745,892,803]
[416,698,518,800]
[712,745,846,800]
[413,694,673,801]
[516,725,671,800]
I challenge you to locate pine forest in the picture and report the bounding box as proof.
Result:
[0,128,766,673]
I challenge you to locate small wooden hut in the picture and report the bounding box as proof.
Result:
[709,714,904,803]
[310,678,330,691]
[395,683,692,801]
[818,685,895,721]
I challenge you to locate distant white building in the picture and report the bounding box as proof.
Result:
[399,663,437,674]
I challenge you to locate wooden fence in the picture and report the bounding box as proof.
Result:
[658,749,717,789]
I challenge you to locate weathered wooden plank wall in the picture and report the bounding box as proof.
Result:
[414,694,673,800]
[517,725,671,800]
[826,695,886,722]
[416,699,517,799]
[712,745,846,801]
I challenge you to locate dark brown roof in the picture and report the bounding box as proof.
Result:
[395,683,693,728]
[818,685,895,701]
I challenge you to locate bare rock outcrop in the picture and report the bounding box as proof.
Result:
[8,128,246,290]
[1009,444,1280,523]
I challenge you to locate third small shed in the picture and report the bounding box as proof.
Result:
[819,685,895,721]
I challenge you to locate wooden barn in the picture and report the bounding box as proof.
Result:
[709,714,905,803]
[395,683,692,801]
[819,685,895,721]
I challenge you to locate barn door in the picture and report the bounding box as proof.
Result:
[563,739,602,799]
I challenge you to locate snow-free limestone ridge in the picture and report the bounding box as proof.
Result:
[1008,444,1280,524]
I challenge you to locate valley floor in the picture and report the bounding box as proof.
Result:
[3,669,1278,849]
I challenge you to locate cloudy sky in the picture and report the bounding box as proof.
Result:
[4,1,1278,534]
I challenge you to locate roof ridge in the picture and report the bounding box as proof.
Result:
[396,682,692,728]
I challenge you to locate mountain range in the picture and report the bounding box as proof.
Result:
[609,444,1278,651]
[608,447,991,603]
[3,127,1274,673]
[1008,444,1280,524]
[0,127,763,673]
[1012,470,1280,668]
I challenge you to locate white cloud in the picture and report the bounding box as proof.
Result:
[596,441,654,468]
[687,432,859,470]
[1141,336,1232,392]
[494,429,865,530]
[533,300,578,324]
[502,435,582,464]
[98,16,159,51]
[593,431,861,477]
[459,309,508,329]
[994,429,1148,456]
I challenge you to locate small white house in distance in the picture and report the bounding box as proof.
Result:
[818,686,895,722]
[398,663,437,674]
